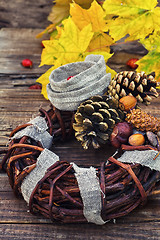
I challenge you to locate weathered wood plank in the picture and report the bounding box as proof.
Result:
[0,73,42,88]
[0,0,53,29]
[0,28,49,74]
[0,222,160,240]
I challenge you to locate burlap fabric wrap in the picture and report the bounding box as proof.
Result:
[117,150,160,171]
[21,149,59,203]
[47,54,111,111]
[72,163,106,225]
[11,116,53,149]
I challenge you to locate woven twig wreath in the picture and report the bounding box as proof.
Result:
[1,55,160,225]
[1,105,160,225]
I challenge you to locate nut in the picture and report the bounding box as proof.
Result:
[110,121,133,148]
[128,133,145,146]
[146,131,157,147]
[119,95,137,112]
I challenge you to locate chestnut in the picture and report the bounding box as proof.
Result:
[110,121,133,148]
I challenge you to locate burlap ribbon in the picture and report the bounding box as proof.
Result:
[47,54,111,111]
[11,116,53,149]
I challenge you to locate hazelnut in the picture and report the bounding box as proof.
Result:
[110,121,133,148]
[119,95,137,112]
[128,133,145,146]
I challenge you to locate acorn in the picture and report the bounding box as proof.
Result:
[128,133,145,146]
[119,95,137,112]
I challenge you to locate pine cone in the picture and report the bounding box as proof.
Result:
[107,71,159,104]
[73,95,125,149]
[126,109,160,132]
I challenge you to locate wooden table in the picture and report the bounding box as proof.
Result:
[0,1,160,239]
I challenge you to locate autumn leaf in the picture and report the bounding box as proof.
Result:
[70,1,114,52]
[70,0,108,32]
[87,32,113,53]
[136,33,160,83]
[48,3,70,26]
[40,18,94,68]
[48,0,95,26]
[36,66,56,99]
[106,65,116,79]
[36,24,56,38]
[103,0,160,41]
[70,1,114,53]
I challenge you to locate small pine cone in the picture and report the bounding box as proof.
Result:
[107,71,159,104]
[126,109,160,132]
[73,95,125,149]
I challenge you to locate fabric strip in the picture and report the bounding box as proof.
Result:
[12,116,53,149]
[21,148,59,204]
[117,150,160,171]
[72,162,106,225]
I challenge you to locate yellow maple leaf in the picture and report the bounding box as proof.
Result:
[40,18,94,68]
[48,0,94,26]
[70,0,108,32]
[103,0,160,41]
[48,4,70,26]
[136,33,160,83]
[106,65,116,79]
[87,32,113,53]
[36,66,56,99]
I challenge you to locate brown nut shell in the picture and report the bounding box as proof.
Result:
[110,121,133,148]
[128,133,145,146]
[119,95,137,111]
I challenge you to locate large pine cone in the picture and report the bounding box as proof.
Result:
[126,109,160,132]
[108,71,159,104]
[73,95,125,149]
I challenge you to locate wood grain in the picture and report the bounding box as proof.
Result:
[0,28,50,74]
[0,0,53,29]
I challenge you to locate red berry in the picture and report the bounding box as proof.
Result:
[21,59,33,68]
[126,58,139,69]
[67,76,74,81]
[29,84,42,89]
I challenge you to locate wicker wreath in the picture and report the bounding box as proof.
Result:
[1,104,160,225]
[1,56,160,224]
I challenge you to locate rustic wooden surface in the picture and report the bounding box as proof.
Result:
[0,1,160,239]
